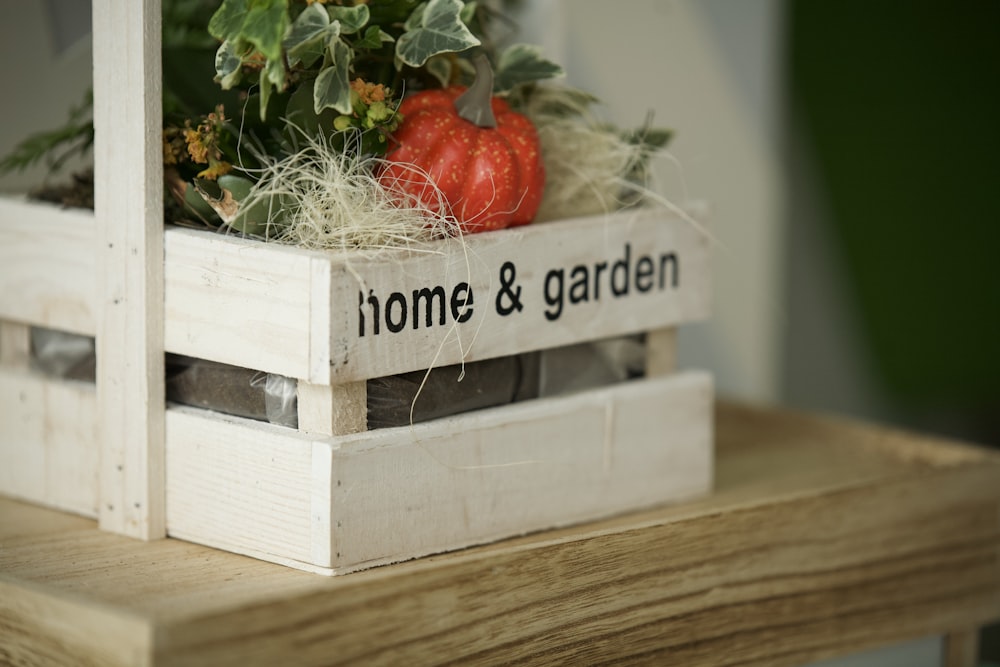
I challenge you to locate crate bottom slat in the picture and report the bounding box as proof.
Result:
[0,368,99,518]
[165,370,713,575]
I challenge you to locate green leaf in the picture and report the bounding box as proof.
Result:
[259,67,274,120]
[284,78,338,140]
[396,0,480,68]
[208,0,249,41]
[197,174,283,237]
[165,46,244,117]
[264,53,285,88]
[314,40,353,115]
[403,2,426,31]
[193,174,253,228]
[494,43,564,92]
[284,2,331,64]
[632,127,673,151]
[298,38,329,69]
[209,0,288,63]
[214,39,245,89]
[231,196,283,236]
[425,54,452,87]
[515,84,600,118]
[216,174,254,201]
[328,4,370,35]
[230,181,292,238]
[243,1,289,62]
[459,0,477,23]
[354,25,394,50]
[367,0,422,27]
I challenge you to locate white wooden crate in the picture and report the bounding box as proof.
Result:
[0,194,714,572]
[0,0,714,574]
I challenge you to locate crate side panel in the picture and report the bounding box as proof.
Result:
[0,198,96,335]
[163,228,318,379]
[165,407,318,564]
[327,371,713,572]
[329,209,711,382]
[0,370,99,517]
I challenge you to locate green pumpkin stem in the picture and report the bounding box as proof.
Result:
[455,54,497,129]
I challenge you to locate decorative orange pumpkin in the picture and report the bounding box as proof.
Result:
[380,56,545,233]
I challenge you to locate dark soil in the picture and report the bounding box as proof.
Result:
[30,168,95,210]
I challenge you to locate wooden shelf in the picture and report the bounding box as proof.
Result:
[2,402,999,666]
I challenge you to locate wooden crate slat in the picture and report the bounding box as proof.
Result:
[0,199,96,335]
[297,380,367,436]
[0,321,31,370]
[165,371,712,574]
[645,326,677,377]
[92,0,166,539]
[165,410,322,566]
[327,370,713,573]
[163,228,323,381]
[0,369,99,517]
[329,208,711,382]
[2,203,708,384]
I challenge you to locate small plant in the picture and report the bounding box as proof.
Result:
[0,90,93,177]
[3,0,673,249]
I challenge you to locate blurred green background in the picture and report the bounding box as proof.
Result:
[788,0,1000,433]
[787,2,1000,661]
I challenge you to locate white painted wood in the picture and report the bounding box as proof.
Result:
[309,253,334,384]
[165,408,324,566]
[310,441,335,568]
[297,381,367,436]
[327,370,713,572]
[0,369,99,517]
[160,208,708,384]
[163,228,321,381]
[0,321,31,370]
[92,0,165,539]
[0,198,96,336]
[329,208,711,382]
[646,327,677,377]
[164,371,713,574]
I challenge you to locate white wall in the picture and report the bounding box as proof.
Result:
[0,1,93,193]
[517,0,785,402]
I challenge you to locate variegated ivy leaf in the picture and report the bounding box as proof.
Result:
[284,3,333,66]
[403,1,426,31]
[259,56,287,119]
[396,0,480,68]
[208,0,288,63]
[314,39,353,115]
[214,39,245,89]
[494,43,565,93]
[328,4,370,35]
[425,54,453,87]
[207,0,249,42]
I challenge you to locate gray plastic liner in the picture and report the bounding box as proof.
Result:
[28,327,646,430]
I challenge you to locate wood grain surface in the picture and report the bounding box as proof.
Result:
[2,402,999,666]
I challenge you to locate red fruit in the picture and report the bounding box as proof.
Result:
[380,57,545,234]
